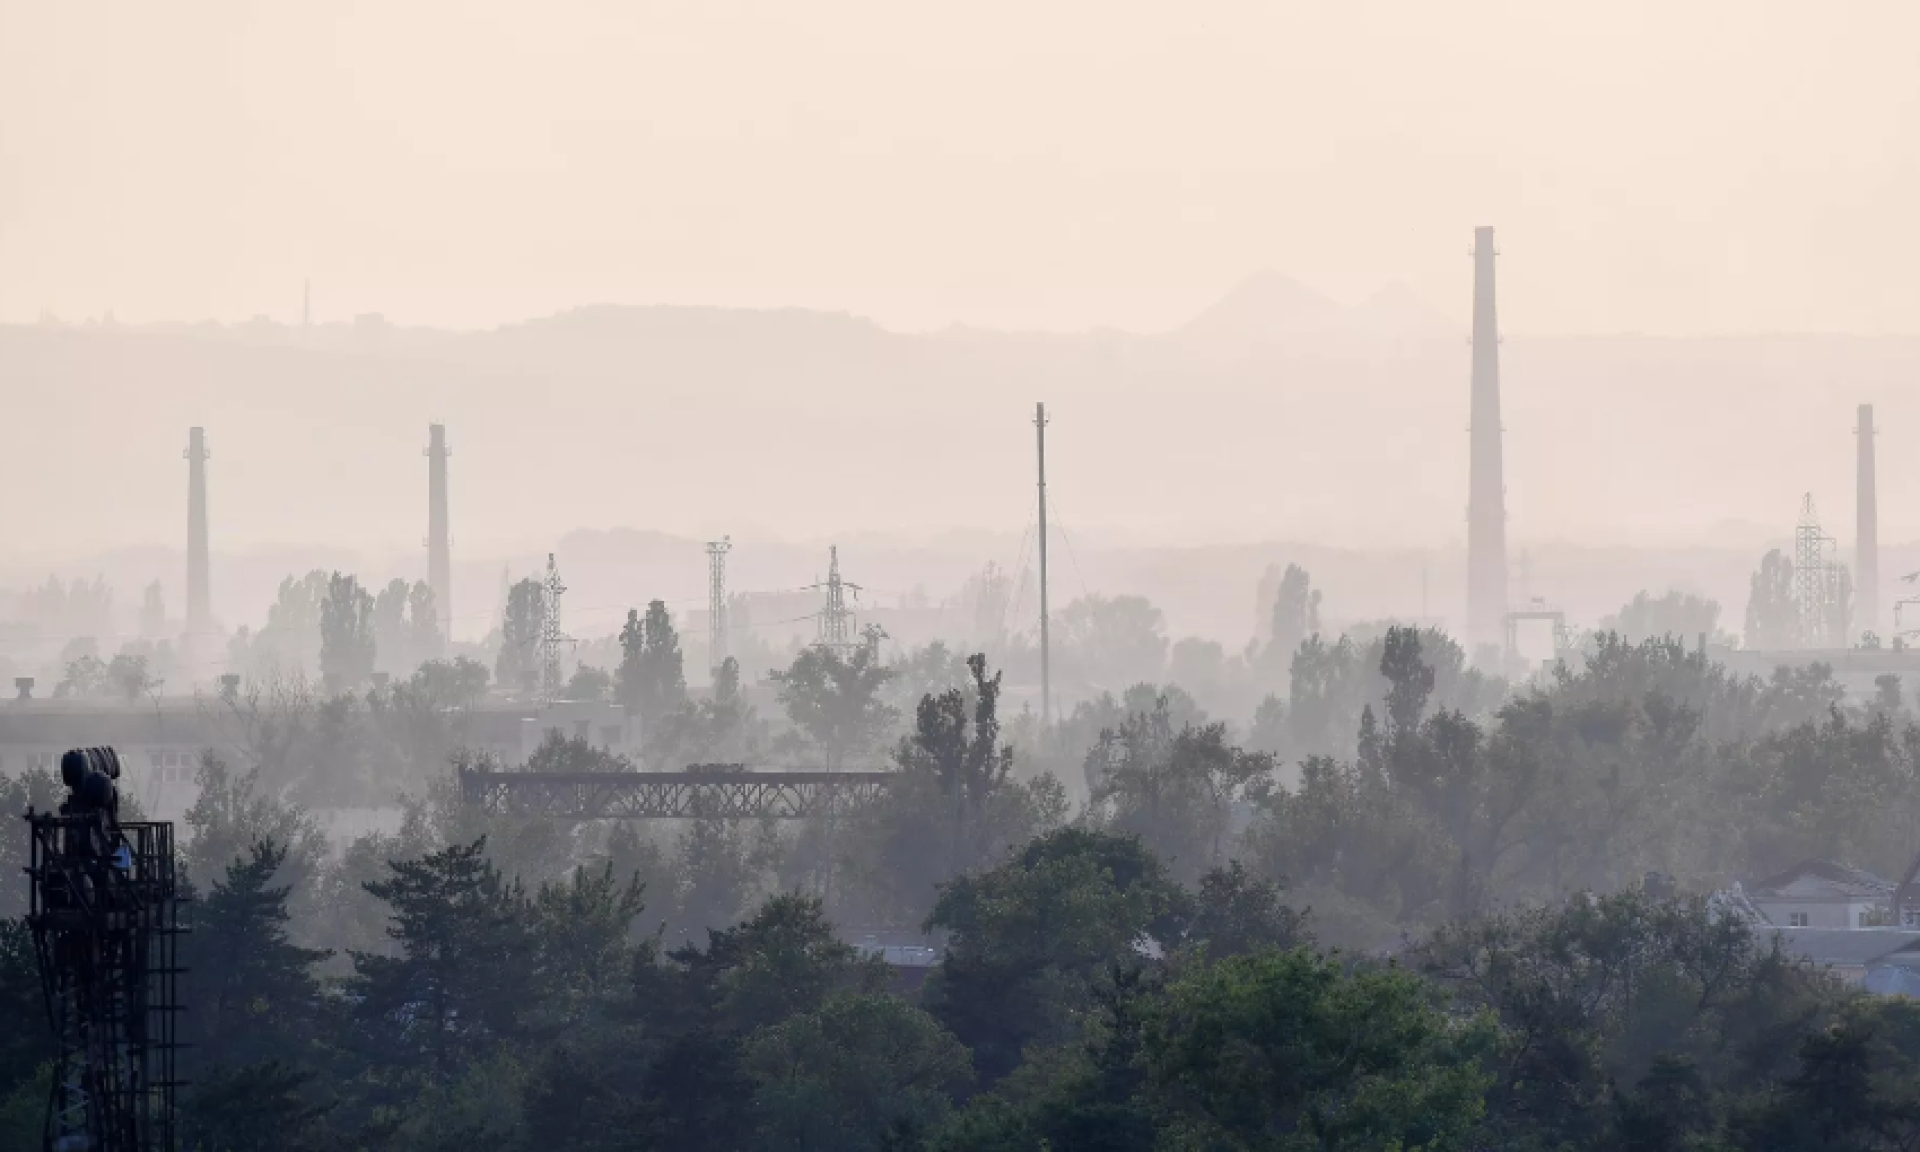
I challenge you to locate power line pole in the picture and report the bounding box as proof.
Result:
[540,552,571,699]
[811,546,861,654]
[707,536,732,672]
[1036,402,1051,725]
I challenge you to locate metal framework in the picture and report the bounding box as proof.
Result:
[1503,602,1576,665]
[808,547,862,654]
[539,552,573,700]
[24,753,183,1152]
[706,537,732,671]
[460,768,893,819]
[1794,494,1847,648]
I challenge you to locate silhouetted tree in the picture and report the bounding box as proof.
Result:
[616,600,686,727]
[318,572,376,689]
[495,577,546,692]
[773,646,897,769]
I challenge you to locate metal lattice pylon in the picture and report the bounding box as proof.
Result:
[811,546,861,654]
[1793,494,1845,648]
[539,553,572,699]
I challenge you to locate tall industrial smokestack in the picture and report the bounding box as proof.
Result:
[1466,226,1508,654]
[427,424,452,643]
[185,427,210,637]
[1858,403,1879,639]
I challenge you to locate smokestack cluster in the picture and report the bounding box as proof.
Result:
[1858,403,1879,639]
[1466,226,1508,654]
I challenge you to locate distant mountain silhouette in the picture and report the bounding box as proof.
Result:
[1174,272,1453,344]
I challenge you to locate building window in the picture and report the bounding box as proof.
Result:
[600,725,622,748]
[1789,912,1810,927]
[574,720,592,741]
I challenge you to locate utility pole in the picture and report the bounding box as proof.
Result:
[1036,403,1051,725]
[707,537,732,672]
[540,552,571,699]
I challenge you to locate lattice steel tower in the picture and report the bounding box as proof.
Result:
[539,553,571,699]
[707,537,732,671]
[1794,494,1844,648]
[813,546,861,653]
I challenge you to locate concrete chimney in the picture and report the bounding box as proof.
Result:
[185,427,210,637]
[1466,227,1508,654]
[427,424,452,645]
[1858,404,1879,639]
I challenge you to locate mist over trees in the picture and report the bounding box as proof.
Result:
[13,547,1920,1149]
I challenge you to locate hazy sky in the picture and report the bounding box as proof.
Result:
[5,1,1920,334]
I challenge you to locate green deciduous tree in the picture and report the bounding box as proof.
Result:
[772,645,898,769]
[743,992,973,1152]
[1143,948,1495,1151]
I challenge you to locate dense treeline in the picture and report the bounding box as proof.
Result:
[9,625,1920,1148]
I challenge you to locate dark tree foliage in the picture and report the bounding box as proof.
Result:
[0,919,51,1095]
[182,839,332,1073]
[923,827,1186,1083]
[349,837,534,1075]
[180,1061,332,1152]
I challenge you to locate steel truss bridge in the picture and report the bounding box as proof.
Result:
[459,767,894,819]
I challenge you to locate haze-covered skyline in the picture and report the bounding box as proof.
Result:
[5,0,1920,334]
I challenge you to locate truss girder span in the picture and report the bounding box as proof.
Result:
[459,769,893,819]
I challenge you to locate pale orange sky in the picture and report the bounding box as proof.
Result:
[4,0,1920,334]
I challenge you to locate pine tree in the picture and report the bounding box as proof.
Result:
[349,838,533,1075]
[184,840,332,1071]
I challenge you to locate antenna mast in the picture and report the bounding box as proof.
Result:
[707,537,732,672]
[1036,402,1051,724]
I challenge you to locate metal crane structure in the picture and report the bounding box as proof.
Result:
[23,747,184,1152]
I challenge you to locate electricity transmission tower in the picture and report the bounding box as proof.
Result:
[809,546,862,654]
[707,537,732,671]
[539,552,573,699]
[1793,494,1847,648]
